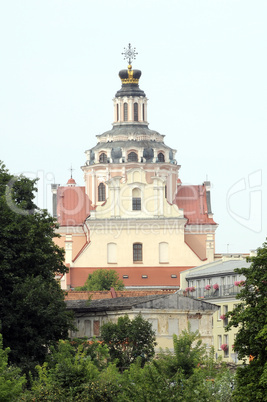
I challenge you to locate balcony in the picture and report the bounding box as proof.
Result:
[185,285,242,299]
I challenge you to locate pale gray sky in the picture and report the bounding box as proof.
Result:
[1,0,266,253]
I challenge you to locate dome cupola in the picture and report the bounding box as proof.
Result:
[115,65,146,98]
[83,44,178,167]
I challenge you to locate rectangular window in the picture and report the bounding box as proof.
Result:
[133,243,142,262]
[132,197,141,210]
[218,335,222,350]
[223,305,228,326]
[217,306,221,321]
[224,334,229,356]
[84,320,91,337]
[93,320,100,336]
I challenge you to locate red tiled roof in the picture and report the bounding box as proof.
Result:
[69,266,193,288]
[174,184,216,225]
[57,186,91,226]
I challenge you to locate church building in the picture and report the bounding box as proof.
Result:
[52,45,218,290]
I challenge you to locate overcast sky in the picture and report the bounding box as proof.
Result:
[1,0,266,254]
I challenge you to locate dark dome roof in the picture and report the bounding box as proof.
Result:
[119,69,141,80]
[115,66,146,98]
[115,84,146,98]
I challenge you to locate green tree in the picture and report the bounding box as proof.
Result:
[119,340,234,402]
[226,240,267,401]
[24,338,121,401]
[101,314,157,369]
[76,269,124,291]
[0,334,26,401]
[0,162,73,375]
[157,327,207,379]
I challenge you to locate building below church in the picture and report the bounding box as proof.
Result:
[52,47,218,290]
[66,292,218,352]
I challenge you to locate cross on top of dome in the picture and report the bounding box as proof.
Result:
[121,43,138,65]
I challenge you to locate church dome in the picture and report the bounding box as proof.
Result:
[84,44,177,166]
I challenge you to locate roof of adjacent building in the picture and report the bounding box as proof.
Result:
[183,259,251,279]
[66,292,218,313]
[65,289,176,300]
[175,184,217,225]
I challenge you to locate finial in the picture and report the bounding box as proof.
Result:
[69,165,75,179]
[122,43,138,65]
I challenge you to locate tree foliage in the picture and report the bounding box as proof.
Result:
[0,162,73,374]
[157,327,207,379]
[226,240,267,400]
[20,330,234,401]
[0,334,26,402]
[101,314,157,369]
[22,338,121,401]
[76,269,125,291]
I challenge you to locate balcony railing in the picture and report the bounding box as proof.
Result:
[186,285,242,299]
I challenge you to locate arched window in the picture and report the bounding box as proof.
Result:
[134,102,138,121]
[133,243,142,262]
[107,242,117,264]
[99,153,107,163]
[123,103,128,121]
[98,183,106,202]
[158,152,165,162]
[128,151,138,162]
[132,188,141,211]
[159,242,169,263]
[116,104,119,121]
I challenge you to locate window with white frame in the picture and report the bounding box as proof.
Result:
[98,183,106,202]
[133,243,142,262]
[223,334,229,356]
[218,335,222,350]
[132,187,141,210]
[217,306,221,320]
